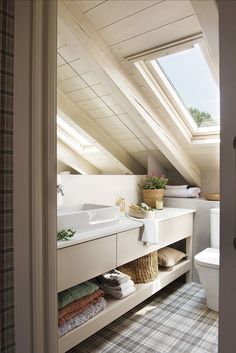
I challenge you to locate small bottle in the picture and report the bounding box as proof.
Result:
[116,197,126,212]
[121,198,126,212]
[116,197,123,212]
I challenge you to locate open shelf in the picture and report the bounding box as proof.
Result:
[58,259,191,353]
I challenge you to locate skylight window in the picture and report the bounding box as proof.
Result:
[154,44,219,128]
[57,115,99,153]
[57,116,91,146]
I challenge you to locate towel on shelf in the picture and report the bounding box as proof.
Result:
[164,187,201,198]
[99,280,136,299]
[58,297,107,338]
[101,279,134,293]
[165,185,188,189]
[58,289,104,325]
[95,269,131,287]
[58,281,98,310]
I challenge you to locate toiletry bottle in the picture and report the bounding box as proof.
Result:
[121,198,126,212]
[116,197,126,212]
[116,197,122,212]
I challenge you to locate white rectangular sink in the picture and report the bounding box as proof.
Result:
[57,204,120,234]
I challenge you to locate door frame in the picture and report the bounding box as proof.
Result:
[14,1,236,353]
[14,1,58,352]
[218,2,236,353]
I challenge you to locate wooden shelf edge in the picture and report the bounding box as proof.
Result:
[58,259,191,353]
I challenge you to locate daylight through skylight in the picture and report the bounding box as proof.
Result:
[155,44,220,128]
[57,116,100,154]
[57,116,91,146]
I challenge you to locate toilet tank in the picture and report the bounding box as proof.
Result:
[211,208,220,248]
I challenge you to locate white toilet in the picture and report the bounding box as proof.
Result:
[194,208,220,311]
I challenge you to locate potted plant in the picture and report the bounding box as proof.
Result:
[139,174,168,208]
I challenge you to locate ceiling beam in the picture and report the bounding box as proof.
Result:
[58,0,201,186]
[58,89,146,175]
[191,0,219,68]
[57,141,101,175]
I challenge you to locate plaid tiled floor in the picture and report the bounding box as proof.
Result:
[70,281,218,353]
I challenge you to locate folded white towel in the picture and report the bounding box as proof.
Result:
[97,270,131,286]
[101,279,135,292]
[165,185,188,189]
[102,284,136,299]
[164,187,201,198]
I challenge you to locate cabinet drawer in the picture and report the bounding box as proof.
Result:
[158,214,193,248]
[58,235,116,292]
[117,228,157,267]
[116,214,193,267]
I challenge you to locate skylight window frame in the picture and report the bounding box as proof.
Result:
[134,37,220,141]
[57,115,92,147]
[57,115,100,154]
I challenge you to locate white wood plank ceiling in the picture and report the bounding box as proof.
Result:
[57,0,219,178]
[78,0,200,58]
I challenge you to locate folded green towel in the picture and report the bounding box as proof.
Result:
[58,281,98,310]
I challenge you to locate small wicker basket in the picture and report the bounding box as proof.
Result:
[205,193,220,201]
[128,207,155,219]
[118,251,158,283]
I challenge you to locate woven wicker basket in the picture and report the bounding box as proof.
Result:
[205,192,220,201]
[128,207,155,219]
[118,251,158,283]
[142,189,164,208]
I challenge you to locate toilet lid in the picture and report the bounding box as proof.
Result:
[194,248,219,269]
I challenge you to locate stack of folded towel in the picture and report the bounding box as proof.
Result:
[164,185,201,198]
[94,269,136,299]
[58,281,107,338]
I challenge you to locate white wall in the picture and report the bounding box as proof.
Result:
[200,169,220,194]
[57,160,78,174]
[166,169,187,185]
[148,153,166,176]
[166,168,220,195]
[59,174,144,207]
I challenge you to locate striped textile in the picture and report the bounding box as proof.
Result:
[0,0,15,352]
[58,281,99,310]
[59,289,104,325]
[71,281,218,353]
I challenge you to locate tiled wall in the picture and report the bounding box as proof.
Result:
[0,0,15,351]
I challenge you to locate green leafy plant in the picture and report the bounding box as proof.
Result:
[139,174,168,190]
[57,228,76,241]
[189,107,214,127]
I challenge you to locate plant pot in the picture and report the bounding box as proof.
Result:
[142,189,164,208]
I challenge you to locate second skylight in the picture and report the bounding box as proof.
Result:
[155,44,220,128]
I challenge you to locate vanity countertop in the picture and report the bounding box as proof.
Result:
[57,207,195,249]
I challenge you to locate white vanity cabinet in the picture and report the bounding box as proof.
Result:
[58,208,194,353]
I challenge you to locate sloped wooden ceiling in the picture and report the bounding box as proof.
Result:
[57,0,219,182]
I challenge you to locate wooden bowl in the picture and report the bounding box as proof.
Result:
[205,193,220,201]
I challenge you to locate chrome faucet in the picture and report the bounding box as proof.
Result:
[57,184,64,196]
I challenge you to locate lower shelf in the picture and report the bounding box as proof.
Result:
[58,259,191,353]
